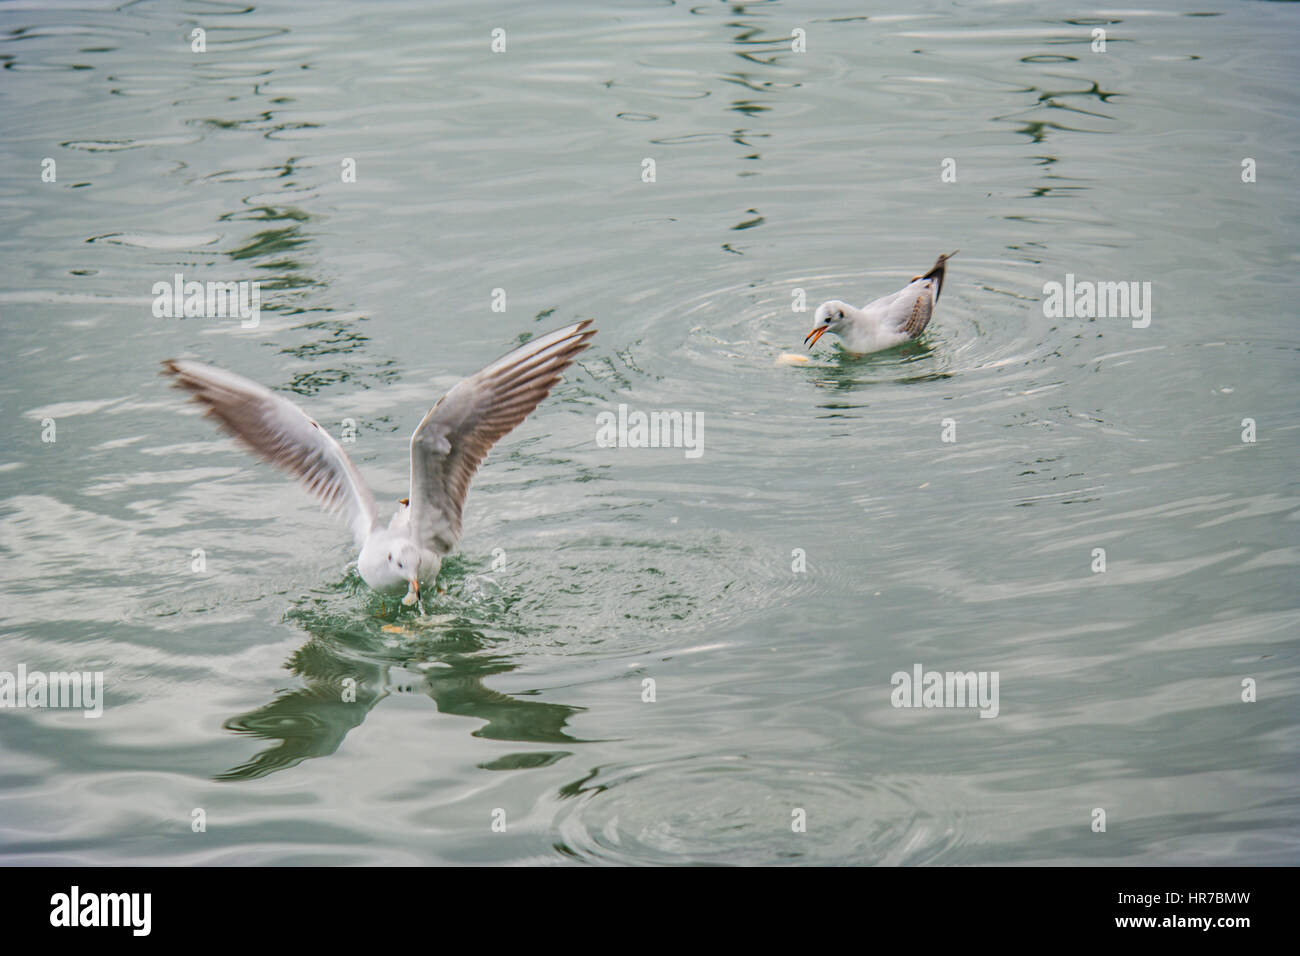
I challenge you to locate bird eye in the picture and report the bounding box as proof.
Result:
[387,553,392,561]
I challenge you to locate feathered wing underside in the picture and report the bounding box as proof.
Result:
[899,251,956,338]
[161,359,379,546]
[900,286,935,337]
[408,320,596,555]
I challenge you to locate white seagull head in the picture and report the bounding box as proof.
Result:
[805,299,853,348]
[359,532,429,603]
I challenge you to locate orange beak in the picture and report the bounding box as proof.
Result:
[401,578,420,606]
[805,325,830,349]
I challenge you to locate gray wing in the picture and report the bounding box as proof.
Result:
[408,320,596,555]
[161,359,379,546]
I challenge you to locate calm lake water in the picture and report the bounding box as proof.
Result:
[1,0,1297,866]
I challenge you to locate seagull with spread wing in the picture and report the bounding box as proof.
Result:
[805,252,957,355]
[162,320,596,608]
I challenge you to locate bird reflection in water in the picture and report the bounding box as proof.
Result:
[216,595,586,781]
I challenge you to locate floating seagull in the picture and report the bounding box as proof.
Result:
[162,320,596,608]
[805,252,957,355]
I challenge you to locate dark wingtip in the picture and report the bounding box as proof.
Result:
[563,318,597,348]
[572,320,598,353]
[159,359,190,387]
[922,251,956,301]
